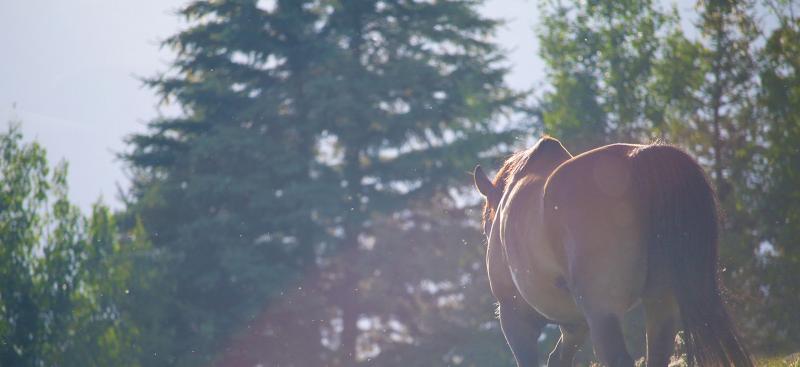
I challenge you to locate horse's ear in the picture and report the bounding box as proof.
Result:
[474,165,499,204]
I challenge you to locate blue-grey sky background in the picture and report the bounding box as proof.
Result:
[1,0,698,212]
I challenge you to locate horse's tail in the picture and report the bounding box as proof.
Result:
[631,144,753,367]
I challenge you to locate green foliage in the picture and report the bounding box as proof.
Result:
[753,2,800,349]
[0,123,52,366]
[536,0,675,151]
[4,0,799,365]
[0,123,159,366]
[118,0,800,363]
[124,0,521,365]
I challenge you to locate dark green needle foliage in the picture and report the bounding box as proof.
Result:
[123,0,520,365]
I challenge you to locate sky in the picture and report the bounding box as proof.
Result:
[1,0,188,211]
[0,0,696,212]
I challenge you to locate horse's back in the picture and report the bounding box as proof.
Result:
[543,144,648,314]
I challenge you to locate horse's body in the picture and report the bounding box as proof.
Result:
[473,137,752,367]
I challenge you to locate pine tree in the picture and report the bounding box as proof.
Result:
[354,198,514,366]
[124,0,519,365]
[315,1,517,363]
[124,1,329,364]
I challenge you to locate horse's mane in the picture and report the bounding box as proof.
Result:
[481,136,566,230]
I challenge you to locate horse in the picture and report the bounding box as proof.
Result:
[472,136,752,367]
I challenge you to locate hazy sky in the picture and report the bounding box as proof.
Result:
[1,0,188,211]
[0,1,695,212]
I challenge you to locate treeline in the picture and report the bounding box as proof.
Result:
[1,0,798,366]
[0,125,163,366]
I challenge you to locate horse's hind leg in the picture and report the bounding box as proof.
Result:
[567,257,638,366]
[643,291,678,367]
[567,245,638,367]
[498,299,547,367]
[547,322,588,367]
[583,312,633,367]
[562,221,643,366]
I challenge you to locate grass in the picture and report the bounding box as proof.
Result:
[755,353,800,367]
[583,353,800,367]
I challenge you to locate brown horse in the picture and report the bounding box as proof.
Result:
[473,136,752,367]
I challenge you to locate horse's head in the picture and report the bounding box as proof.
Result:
[473,136,572,237]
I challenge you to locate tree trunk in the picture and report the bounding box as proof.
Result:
[337,3,366,364]
[339,275,359,365]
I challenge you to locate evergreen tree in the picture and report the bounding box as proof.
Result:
[354,198,513,366]
[314,1,518,363]
[124,0,519,365]
[124,1,328,364]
